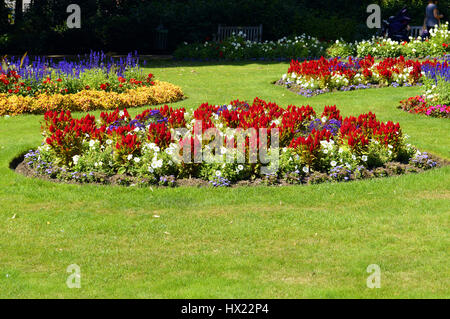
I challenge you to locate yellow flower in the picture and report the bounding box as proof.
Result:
[0,81,184,116]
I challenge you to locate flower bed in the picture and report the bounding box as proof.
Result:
[276,56,441,97]
[174,33,326,61]
[0,81,184,116]
[398,58,449,118]
[16,98,444,187]
[173,23,449,61]
[0,52,184,115]
[355,23,449,58]
[398,96,449,118]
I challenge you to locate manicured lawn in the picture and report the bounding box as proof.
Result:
[0,61,449,298]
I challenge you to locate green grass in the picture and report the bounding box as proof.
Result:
[0,61,449,298]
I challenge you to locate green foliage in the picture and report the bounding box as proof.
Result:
[422,76,450,105]
[5,0,447,53]
[356,23,450,58]
[326,40,357,57]
[174,34,326,60]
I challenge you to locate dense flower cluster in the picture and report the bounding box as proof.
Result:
[0,81,184,116]
[398,57,449,118]
[24,98,436,187]
[356,23,449,58]
[174,23,449,61]
[174,33,326,61]
[277,55,444,96]
[398,96,449,118]
[0,52,154,96]
[0,51,184,115]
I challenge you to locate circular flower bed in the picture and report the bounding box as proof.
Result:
[15,98,446,187]
[276,56,440,97]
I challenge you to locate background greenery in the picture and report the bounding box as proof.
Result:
[1,0,448,54]
[0,61,449,298]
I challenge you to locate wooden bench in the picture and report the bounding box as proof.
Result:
[215,24,263,42]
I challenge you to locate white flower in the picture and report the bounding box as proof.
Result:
[362,155,368,162]
[338,148,344,154]
[302,166,309,173]
[151,157,163,169]
[127,154,133,161]
[237,165,244,171]
[215,170,222,177]
[106,139,113,146]
[388,144,393,149]
[148,166,154,173]
[323,149,329,154]
[119,111,124,117]
[72,155,80,165]
[330,161,337,167]
[134,157,141,163]
[89,140,96,148]
[320,140,328,147]
[352,155,357,160]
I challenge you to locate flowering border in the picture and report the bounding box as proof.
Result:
[0,80,184,116]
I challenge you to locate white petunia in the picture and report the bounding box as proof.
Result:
[127,154,133,161]
[302,166,309,173]
[151,157,163,169]
[362,155,368,162]
[134,157,141,163]
[106,139,113,146]
[237,165,244,171]
[72,155,80,165]
[215,170,222,177]
[330,161,337,167]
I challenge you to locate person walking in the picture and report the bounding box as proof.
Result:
[423,0,444,33]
